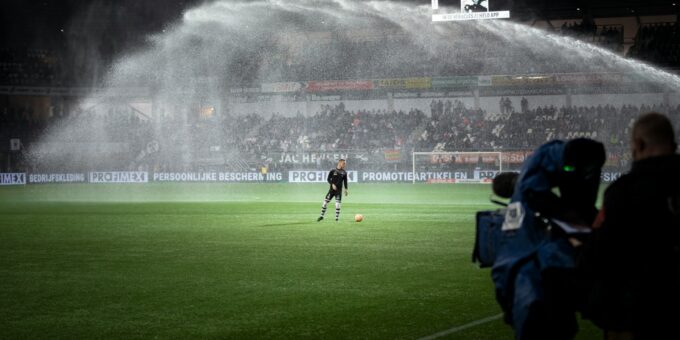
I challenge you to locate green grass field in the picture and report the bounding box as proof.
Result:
[0,183,601,339]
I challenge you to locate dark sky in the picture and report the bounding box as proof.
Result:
[0,1,527,49]
[1,0,675,86]
[1,0,676,51]
[0,1,464,52]
[0,0,206,48]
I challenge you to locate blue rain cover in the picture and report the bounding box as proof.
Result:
[491,140,578,339]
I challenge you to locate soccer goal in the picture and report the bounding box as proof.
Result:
[411,151,503,184]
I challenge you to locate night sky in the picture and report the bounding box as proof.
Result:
[1,0,205,49]
[2,0,676,49]
[1,0,676,75]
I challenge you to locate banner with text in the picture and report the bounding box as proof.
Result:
[554,73,635,85]
[152,172,283,182]
[383,149,402,162]
[89,171,149,184]
[33,142,130,155]
[480,86,568,96]
[1,169,627,185]
[0,173,26,186]
[501,151,533,164]
[261,82,303,93]
[375,77,432,90]
[306,80,374,92]
[432,76,479,88]
[427,153,501,165]
[29,173,87,184]
[360,171,496,183]
[289,170,358,183]
[601,172,623,183]
[423,152,534,165]
[273,152,363,164]
[491,75,557,87]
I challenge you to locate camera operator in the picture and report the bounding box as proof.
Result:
[492,138,605,340]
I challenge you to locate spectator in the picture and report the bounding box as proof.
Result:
[580,112,680,340]
[521,97,529,114]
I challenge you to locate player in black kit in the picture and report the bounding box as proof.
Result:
[317,159,349,222]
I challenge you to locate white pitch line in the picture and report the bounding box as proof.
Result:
[418,314,504,340]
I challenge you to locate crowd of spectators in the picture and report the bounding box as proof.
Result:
[4,98,680,173]
[628,22,680,68]
[561,20,598,37]
[417,98,680,154]
[0,48,60,86]
[270,21,635,80]
[240,104,426,155]
[0,105,152,171]
[279,26,620,79]
[559,20,623,52]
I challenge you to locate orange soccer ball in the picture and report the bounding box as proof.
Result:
[355,214,363,222]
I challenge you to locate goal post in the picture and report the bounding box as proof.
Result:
[411,151,503,184]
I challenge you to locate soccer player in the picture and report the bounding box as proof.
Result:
[317,159,349,222]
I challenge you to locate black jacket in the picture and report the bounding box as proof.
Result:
[581,154,680,334]
[327,168,347,191]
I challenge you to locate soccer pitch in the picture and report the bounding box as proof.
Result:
[0,183,600,339]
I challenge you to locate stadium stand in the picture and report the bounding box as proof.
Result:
[3,99,679,174]
[559,21,624,53]
[628,22,680,68]
[1,12,680,174]
[0,48,59,86]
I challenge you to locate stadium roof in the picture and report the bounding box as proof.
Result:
[3,1,678,42]
[519,0,679,20]
[433,0,679,21]
[2,0,677,59]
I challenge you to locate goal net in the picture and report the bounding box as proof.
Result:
[411,151,503,184]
